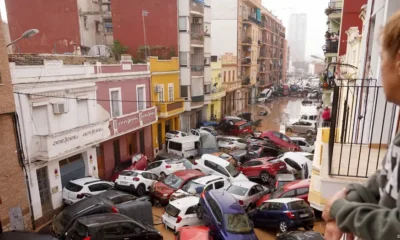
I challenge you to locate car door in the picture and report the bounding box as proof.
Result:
[145,161,163,175]
[240,161,255,177]
[248,161,263,177]
[140,172,155,190]
[266,202,284,227]
[253,202,269,226]
[295,187,309,203]
[184,206,199,226]
[247,186,260,206]
[215,164,231,179]
[291,122,301,133]
[119,222,148,240]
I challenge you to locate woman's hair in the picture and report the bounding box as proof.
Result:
[382,11,400,58]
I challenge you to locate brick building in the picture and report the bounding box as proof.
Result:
[0,20,32,231]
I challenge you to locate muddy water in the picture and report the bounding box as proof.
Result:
[153,97,324,240]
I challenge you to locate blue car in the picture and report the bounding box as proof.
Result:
[196,190,258,240]
[249,198,314,233]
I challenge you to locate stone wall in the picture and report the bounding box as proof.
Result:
[9,53,120,66]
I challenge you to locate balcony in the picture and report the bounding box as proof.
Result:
[191,0,204,15]
[242,37,252,45]
[326,1,342,18]
[191,95,205,108]
[156,99,185,118]
[243,12,261,26]
[241,57,251,66]
[191,28,204,46]
[33,121,111,161]
[323,40,339,55]
[258,65,266,73]
[222,80,241,92]
[211,88,226,100]
[191,65,204,76]
[242,76,251,86]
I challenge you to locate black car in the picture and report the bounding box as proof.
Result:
[0,231,58,240]
[276,231,324,240]
[97,189,150,204]
[66,213,162,240]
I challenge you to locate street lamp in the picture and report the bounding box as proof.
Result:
[6,29,39,47]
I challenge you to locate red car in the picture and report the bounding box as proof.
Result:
[238,157,287,183]
[256,179,310,207]
[150,170,205,205]
[111,153,148,182]
[259,130,301,151]
[176,226,213,240]
[226,120,253,136]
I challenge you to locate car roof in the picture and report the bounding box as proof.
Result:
[121,170,145,174]
[70,177,101,186]
[276,173,296,181]
[173,170,204,180]
[178,226,211,240]
[265,197,304,204]
[209,190,244,214]
[193,175,225,184]
[201,154,229,167]
[170,196,200,209]
[289,137,306,141]
[230,180,258,189]
[61,196,111,219]
[77,213,132,226]
[97,190,133,199]
[156,153,184,160]
[284,179,310,190]
[250,157,276,163]
[168,135,200,143]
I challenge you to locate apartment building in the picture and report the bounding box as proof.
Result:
[308,0,398,212]
[0,21,31,231]
[209,57,226,119]
[212,0,287,106]
[220,53,242,115]
[288,13,307,62]
[6,0,113,54]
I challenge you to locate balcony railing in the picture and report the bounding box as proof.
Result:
[242,77,250,85]
[192,95,205,102]
[242,37,252,45]
[222,80,241,92]
[191,32,204,45]
[328,0,343,9]
[328,81,397,178]
[191,65,204,76]
[243,12,261,26]
[323,40,339,54]
[156,99,184,118]
[191,0,204,14]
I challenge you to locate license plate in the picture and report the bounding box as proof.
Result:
[120,181,129,185]
[300,213,309,218]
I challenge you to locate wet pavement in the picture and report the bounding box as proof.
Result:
[154,97,325,240]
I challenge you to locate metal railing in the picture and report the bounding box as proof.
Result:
[328,0,343,9]
[323,40,338,54]
[328,80,398,178]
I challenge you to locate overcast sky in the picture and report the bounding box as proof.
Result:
[262,0,328,61]
[0,0,328,61]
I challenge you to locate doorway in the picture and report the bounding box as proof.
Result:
[36,167,53,216]
[211,104,214,119]
[113,140,120,166]
[158,123,163,150]
[139,130,145,154]
[96,145,105,179]
[165,120,171,133]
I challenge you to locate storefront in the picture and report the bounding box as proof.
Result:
[152,115,180,153]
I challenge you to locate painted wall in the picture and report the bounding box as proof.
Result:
[112,0,178,57]
[338,0,367,56]
[5,0,80,53]
[149,57,180,103]
[151,116,180,150]
[211,0,238,56]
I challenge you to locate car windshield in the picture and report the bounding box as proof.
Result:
[65,182,83,192]
[270,187,285,199]
[119,171,139,177]
[180,180,205,195]
[226,164,240,177]
[224,214,253,233]
[288,200,310,210]
[277,181,291,189]
[259,93,266,98]
[163,174,184,190]
[165,203,181,217]
[226,185,248,196]
[52,210,71,236]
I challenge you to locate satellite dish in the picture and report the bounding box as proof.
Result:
[88,45,111,57]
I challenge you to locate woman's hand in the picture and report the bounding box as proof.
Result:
[322,188,347,221]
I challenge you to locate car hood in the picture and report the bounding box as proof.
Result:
[153,182,175,195]
[222,231,258,240]
[233,173,249,182]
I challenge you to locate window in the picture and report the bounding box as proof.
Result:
[77,99,89,126]
[211,56,218,62]
[146,161,162,170]
[186,206,196,215]
[281,190,296,198]
[208,198,223,223]
[168,83,174,101]
[255,185,264,192]
[137,85,146,111]
[228,71,231,81]
[95,21,100,32]
[181,86,189,98]
[180,52,189,66]
[216,165,229,177]
[205,160,216,169]
[284,158,302,171]
[168,141,182,151]
[157,84,164,102]
[32,105,49,135]
[120,222,141,235]
[83,16,88,29]
[204,184,213,191]
[110,89,121,118]
[296,188,309,195]
[268,202,283,210]
[233,70,235,81]
[89,183,112,192]
[104,20,113,33]
[248,187,258,196]
[214,181,224,189]
[102,223,120,237]
[179,17,188,32]
[204,84,211,94]
[296,140,307,146]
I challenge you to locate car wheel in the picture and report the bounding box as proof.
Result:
[279,221,289,233]
[136,184,145,197]
[306,130,313,136]
[286,128,292,132]
[196,205,203,219]
[160,172,167,179]
[260,171,271,183]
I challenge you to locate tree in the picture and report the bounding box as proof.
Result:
[111,40,128,60]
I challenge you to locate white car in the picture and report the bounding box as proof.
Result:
[114,170,159,196]
[217,136,248,151]
[190,128,212,136]
[285,120,317,136]
[162,196,204,233]
[166,130,188,139]
[257,88,272,103]
[145,159,191,178]
[226,181,269,211]
[278,152,313,179]
[170,175,230,202]
[290,137,315,153]
[194,154,249,182]
[62,177,113,205]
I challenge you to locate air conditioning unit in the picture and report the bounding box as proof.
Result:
[193,18,202,24]
[52,103,68,114]
[112,120,118,134]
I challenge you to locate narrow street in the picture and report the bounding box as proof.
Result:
[154,97,325,240]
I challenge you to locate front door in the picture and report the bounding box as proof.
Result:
[139,130,145,154]
[96,145,105,179]
[36,167,53,216]
[113,140,121,166]
[158,123,163,151]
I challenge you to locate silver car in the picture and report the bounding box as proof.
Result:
[226,181,269,211]
[285,120,316,136]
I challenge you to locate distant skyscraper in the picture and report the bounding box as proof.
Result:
[288,13,307,62]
